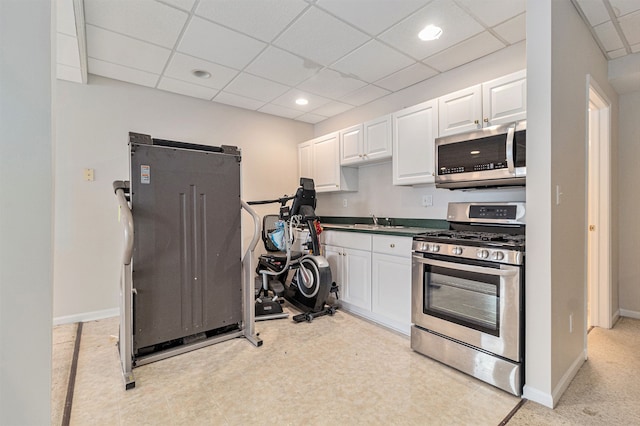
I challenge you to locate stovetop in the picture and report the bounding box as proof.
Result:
[415,230,525,250]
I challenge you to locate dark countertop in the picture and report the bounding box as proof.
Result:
[319,216,448,237]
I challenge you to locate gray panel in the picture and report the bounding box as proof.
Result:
[130,143,242,352]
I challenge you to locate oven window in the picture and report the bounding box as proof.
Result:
[424,264,500,336]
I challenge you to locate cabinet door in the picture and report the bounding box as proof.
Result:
[371,253,411,333]
[312,132,340,192]
[323,244,343,290]
[482,69,526,126]
[363,115,391,162]
[340,124,363,166]
[298,140,313,180]
[438,85,482,137]
[392,99,438,186]
[342,247,372,311]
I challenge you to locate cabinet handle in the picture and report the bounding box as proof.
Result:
[390,244,395,248]
[474,119,479,125]
[359,154,363,158]
[484,118,489,123]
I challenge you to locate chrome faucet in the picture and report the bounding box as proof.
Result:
[371,214,378,226]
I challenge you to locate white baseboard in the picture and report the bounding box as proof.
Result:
[620,308,640,319]
[53,307,119,325]
[522,384,553,408]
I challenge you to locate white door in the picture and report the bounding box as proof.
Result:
[312,133,340,192]
[363,115,392,161]
[298,140,313,180]
[482,69,527,126]
[323,244,343,295]
[371,253,411,332]
[392,99,438,186]
[438,85,482,136]
[340,125,363,165]
[342,247,372,310]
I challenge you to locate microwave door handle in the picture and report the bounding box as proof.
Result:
[414,256,518,277]
[506,123,516,174]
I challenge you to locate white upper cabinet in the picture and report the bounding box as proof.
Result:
[298,139,313,180]
[438,84,482,137]
[392,99,439,186]
[438,70,527,136]
[340,115,392,166]
[299,133,358,193]
[482,69,527,126]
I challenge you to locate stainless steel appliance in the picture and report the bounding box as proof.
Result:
[411,202,525,395]
[435,121,526,189]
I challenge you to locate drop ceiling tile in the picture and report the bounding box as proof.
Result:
[455,0,525,27]
[164,53,238,89]
[609,0,640,18]
[316,0,430,36]
[57,0,76,36]
[57,33,81,68]
[608,47,628,58]
[296,112,327,124]
[330,40,415,83]
[311,100,353,117]
[157,77,218,100]
[258,103,303,119]
[423,31,504,73]
[274,6,369,66]
[178,16,267,70]
[88,57,160,87]
[213,92,266,110]
[594,20,625,51]
[271,89,332,112]
[57,63,83,83]
[340,84,390,106]
[631,42,640,53]
[196,0,308,42]
[576,0,610,26]
[224,73,290,102]
[374,62,438,91]
[161,0,197,12]
[379,0,484,60]
[84,0,188,48]
[245,46,322,86]
[619,10,640,45]
[297,68,368,99]
[493,13,526,44]
[86,25,171,73]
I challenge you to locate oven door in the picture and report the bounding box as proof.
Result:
[411,254,522,362]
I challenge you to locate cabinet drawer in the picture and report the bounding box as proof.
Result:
[322,230,371,250]
[372,235,412,256]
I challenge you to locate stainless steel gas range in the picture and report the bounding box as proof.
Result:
[411,202,525,396]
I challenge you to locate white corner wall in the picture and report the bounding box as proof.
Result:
[525,0,619,407]
[54,76,312,322]
[0,0,53,423]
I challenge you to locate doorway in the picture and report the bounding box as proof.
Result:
[586,77,612,331]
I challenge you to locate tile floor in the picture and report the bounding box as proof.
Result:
[53,308,521,425]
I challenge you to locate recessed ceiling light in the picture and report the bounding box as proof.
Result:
[295,98,309,106]
[418,24,443,41]
[192,69,211,79]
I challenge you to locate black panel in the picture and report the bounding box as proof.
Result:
[469,205,518,220]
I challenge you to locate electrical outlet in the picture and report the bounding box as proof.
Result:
[83,168,95,182]
[342,198,348,208]
[422,195,433,207]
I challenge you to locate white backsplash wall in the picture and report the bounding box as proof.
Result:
[316,161,525,220]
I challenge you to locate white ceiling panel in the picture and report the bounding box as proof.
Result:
[316,0,430,36]
[374,62,438,91]
[609,47,629,58]
[330,40,415,83]
[245,47,322,86]
[157,76,218,100]
[195,0,308,42]
[57,63,83,83]
[213,91,266,110]
[272,90,332,112]
[57,0,77,36]
[160,0,197,12]
[618,10,640,45]
[57,33,81,68]
[86,25,172,73]
[88,58,160,87]
[493,13,526,44]
[379,0,484,60]
[296,112,328,124]
[311,100,353,117]
[631,43,640,53]
[576,0,610,26]
[594,21,625,52]
[258,103,303,119]
[224,73,290,102]
[609,0,640,17]
[84,0,188,48]
[274,7,369,66]
[423,31,504,72]
[455,0,525,27]
[178,16,266,69]
[297,68,368,99]
[339,84,390,106]
[164,53,238,89]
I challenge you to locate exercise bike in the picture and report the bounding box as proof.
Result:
[248,178,338,323]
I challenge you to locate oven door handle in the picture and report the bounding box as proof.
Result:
[506,123,516,174]
[413,256,519,277]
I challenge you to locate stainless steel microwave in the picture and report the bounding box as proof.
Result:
[435,121,526,190]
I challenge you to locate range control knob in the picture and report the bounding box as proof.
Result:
[422,243,430,252]
[477,249,489,259]
[431,244,440,253]
[452,247,463,255]
[492,251,505,261]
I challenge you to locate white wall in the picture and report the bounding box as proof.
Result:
[312,42,527,218]
[54,76,312,322]
[0,0,53,423]
[618,90,640,317]
[525,0,619,407]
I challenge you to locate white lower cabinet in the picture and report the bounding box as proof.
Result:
[322,231,412,335]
